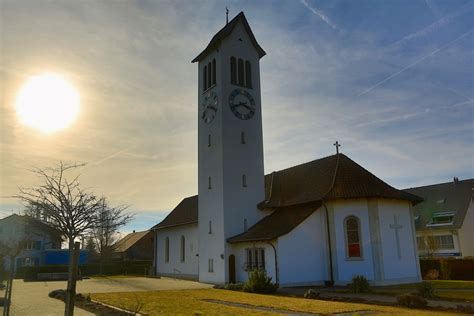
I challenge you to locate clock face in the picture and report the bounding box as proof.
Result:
[229,89,256,120]
[201,91,218,124]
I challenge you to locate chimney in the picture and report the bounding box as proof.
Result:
[453,177,459,184]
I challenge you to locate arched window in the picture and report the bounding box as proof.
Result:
[242,174,247,187]
[208,134,211,147]
[238,59,244,85]
[212,59,216,85]
[180,235,185,262]
[207,62,212,89]
[345,216,362,258]
[241,131,246,144]
[165,237,170,262]
[208,176,212,189]
[230,57,236,84]
[203,65,207,91]
[245,61,252,88]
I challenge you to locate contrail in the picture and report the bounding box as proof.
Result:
[300,0,341,32]
[358,29,473,97]
[387,2,473,50]
[82,145,136,170]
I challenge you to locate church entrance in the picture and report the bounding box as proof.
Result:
[229,255,236,283]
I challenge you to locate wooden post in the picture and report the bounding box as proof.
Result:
[65,242,80,316]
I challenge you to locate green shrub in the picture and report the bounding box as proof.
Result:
[243,269,278,294]
[349,275,370,293]
[225,283,244,291]
[417,281,435,298]
[396,293,427,308]
[303,289,320,299]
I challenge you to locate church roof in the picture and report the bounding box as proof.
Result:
[114,230,152,253]
[191,11,266,63]
[151,195,198,230]
[258,154,422,209]
[227,202,321,243]
[404,178,473,231]
[228,154,421,243]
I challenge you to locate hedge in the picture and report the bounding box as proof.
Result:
[16,260,152,280]
[420,259,474,280]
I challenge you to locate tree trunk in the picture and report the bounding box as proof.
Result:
[65,241,80,316]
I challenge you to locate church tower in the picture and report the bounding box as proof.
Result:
[192,12,266,284]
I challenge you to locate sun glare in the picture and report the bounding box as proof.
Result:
[15,73,80,133]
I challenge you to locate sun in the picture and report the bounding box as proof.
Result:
[15,73,80,133]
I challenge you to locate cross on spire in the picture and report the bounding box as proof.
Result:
[333,141,341,154]
[226,7,229,24]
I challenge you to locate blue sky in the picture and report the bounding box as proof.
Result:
[1,0,473,233]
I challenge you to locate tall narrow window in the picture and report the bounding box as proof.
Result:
[208,176,212,189]
[245,61,252,88]
[207,62,212,89]
[241,131,246,144]
[208,258,214,272]
[242,174,247,187]
[208,220,212,234]
[165,237,170,263]
[345,216,362,258]
[208,134,211,147]
[230,57,236,84]
[244,218,248,231]
[203,66,207,91]
[212,58,216,85]
[180,235,185,262]
[238,59,244,85]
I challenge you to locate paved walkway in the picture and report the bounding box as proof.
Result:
[279,287,474,310]
[1,277,212,315]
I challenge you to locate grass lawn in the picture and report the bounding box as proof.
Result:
[91,289,459,315]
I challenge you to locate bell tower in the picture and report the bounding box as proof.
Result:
[192,12,266,284]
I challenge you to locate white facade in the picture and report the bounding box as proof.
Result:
[155,224,199,279]
[197,19,265,284]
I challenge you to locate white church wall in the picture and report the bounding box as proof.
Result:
[231,242,276,284]
[332,199,375,283]
[378,200,420,283]
[155,223,199,279]
[277,209,327,286]
[458,199,474,257]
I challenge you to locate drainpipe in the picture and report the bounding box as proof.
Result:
[323,202,334,285]
[266,241,279,286]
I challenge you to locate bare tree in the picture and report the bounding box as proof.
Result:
[15,162,104,315]
[90,199,133,271]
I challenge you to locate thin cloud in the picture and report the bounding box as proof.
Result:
[300,0,341,32]
[358,29,473,97]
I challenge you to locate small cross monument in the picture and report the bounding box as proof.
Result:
[389,215,403,259]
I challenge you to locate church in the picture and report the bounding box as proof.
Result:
[152,12,422,287]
